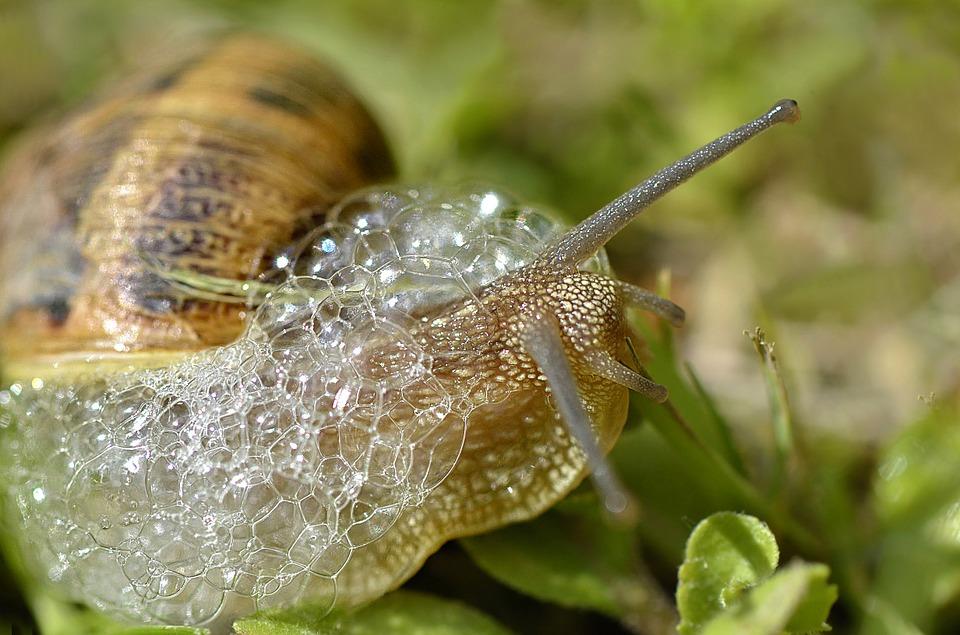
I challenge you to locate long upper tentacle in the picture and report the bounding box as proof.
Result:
[539,99,799,267]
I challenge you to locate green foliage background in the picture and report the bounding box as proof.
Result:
[1,1,959,634]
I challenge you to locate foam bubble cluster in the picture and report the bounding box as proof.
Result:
[0,185,608,629]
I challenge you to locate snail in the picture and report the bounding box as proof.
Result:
[0,35,798,631]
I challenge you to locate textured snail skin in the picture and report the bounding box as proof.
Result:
[0,184,625,630]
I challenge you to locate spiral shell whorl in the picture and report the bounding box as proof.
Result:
[0,36,393,370]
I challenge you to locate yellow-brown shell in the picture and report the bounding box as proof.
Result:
[0,35,393,376]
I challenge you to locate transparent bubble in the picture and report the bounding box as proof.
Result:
[0,184,609,629]
[290,224,356,279]
[328,185,419,230]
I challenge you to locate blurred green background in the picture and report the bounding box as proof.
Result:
[1,1,959,633]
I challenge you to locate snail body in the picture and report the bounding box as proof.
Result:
[0,35,798,631]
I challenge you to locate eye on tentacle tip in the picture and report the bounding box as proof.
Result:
[770,98,801,124]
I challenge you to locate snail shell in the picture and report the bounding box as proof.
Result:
[0,35,393,377]
[0,34,799,632]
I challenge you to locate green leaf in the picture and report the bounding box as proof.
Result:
[782,564,837,632]
[629,315,746,475]
[233,590,511,635]
[609,424,737,565]
[460,500,676,631]
[677,513,836,635]
[860,596,926,635]
[676,512,780,634]
[684,363,747,477]
[701,562,836,635]
[874,407,960,529]
[869,407,960,631]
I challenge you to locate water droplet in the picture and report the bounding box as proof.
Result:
[479,192,500,215]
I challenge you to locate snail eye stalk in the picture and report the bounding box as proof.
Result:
[542,99,800,268]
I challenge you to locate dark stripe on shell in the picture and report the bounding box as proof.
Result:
[248,86,313,117]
